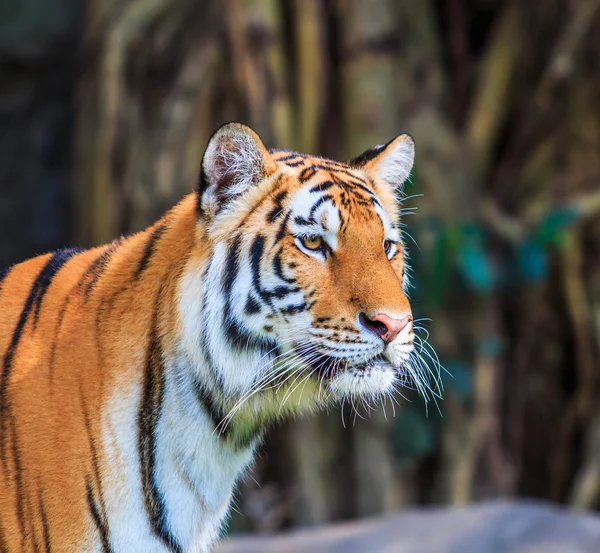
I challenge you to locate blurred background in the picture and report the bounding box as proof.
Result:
[1,0,600,542]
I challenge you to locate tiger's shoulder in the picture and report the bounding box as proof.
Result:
[0,193,199,338]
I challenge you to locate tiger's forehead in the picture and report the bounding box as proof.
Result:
[270,149,398,242]
[270,149,367,185]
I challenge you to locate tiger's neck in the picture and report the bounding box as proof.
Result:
[102,195,264,552]
[145,350,259,551]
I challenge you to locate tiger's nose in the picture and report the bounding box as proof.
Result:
[359,313,412,343]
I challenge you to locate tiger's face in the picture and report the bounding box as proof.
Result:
[190,123,419,413]
[266,154,413,399]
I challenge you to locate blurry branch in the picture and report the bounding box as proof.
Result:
[225,0,261,122]
[482,188,600,243]
[156,42,218,208]
[445,0,469,120]
[569,410,600,510]
[548,228,595,499]
[562,228,595,422]
[536,0,600,108]
[452,295,515,503]
[569,231,600,508]
[294,0,325,153]
[247,0,294,146]
[225,0,293,144]
[289,418,331,525]
[466,6,521,171]
[353,411,406,516]
[341,0,400,156]
[494,0,600,194]
[79,0,183,244]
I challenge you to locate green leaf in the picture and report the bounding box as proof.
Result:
[534,207,579,245]
[455,224,495,292]
[516,240,548,282]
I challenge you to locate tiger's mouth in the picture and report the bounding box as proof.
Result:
[305,353,389,379]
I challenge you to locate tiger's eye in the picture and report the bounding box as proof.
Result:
[301,236,323,250]
[384,240,394,256]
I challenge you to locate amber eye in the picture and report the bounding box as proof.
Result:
[384,240,395,258]
[301,235,324,251]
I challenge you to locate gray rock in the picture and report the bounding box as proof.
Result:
[217,500,600,553]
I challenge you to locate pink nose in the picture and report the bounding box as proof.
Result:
[359,313,412,343]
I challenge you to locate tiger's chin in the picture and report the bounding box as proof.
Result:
[327,359,399,400]
[302,352,411,401]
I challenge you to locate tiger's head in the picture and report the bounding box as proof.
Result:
[181,123,427,428]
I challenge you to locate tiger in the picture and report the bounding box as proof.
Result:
[0,122,420,553]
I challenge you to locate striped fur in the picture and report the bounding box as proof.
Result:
[0,123,419,552]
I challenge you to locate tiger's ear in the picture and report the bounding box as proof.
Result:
[198,123,276,217]
[350,134,415,191]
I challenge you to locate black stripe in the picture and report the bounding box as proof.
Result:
[244,294,261,315]
[269,285,299,299]
[39,489,52,553]
[328,172,374,198]
[249,238,299,301]
[310,181,336,193]
[266,207,282,224]
[196,165,209,217]
[32,249,81,328]
[192,380,228,436]
[197,165,209,196]
[280,302,308,315]
[316,159,348,170]
[294,215,316,226]
[138,303,183,553]
[30,502,42,553]
[0,250,80,460]
[266,191,288,223]
[274,152,304,162]
[272,249,296,284]
[315,164,367,182]
[286,160,305,167]
[134,224,166,280]
[80,383,111,541]
[199,281,227,395]
[222,235,279,353]
[10,415,27,550]
[275,211,291,242]
[349,179,378,199]
[86,479,113,553]
[298,166,317,182]
[349,138,394,167]
[249,236,272,307]
[193,380,264,449]
[223,313,278,353]
[48,296,70,386]
[78,243,119,301]
[309,195,335,219]
[222,235,242,297]
[0,519,7,553]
